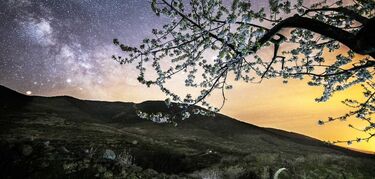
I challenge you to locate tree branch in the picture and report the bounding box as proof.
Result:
[250,15,374,58]
[302,7,369,24]
[211,19,287,40]
[160,0,242,56]
[261,34,286,79]
[292,60,375,77]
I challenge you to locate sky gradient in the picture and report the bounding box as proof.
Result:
[0,0,373,152]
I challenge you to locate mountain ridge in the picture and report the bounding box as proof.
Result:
[1,84,375,178]
[0,84,372,156]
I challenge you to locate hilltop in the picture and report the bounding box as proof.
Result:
[0,85,374,178]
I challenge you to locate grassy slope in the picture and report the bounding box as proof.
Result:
[0,85,374,178]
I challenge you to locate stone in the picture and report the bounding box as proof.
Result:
[60,146,70,153]
[43,141,50,147]
[103,149,116,160]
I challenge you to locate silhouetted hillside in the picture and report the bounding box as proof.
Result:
[0,85,374,178]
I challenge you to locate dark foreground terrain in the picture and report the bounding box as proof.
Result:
[0,85,374,178]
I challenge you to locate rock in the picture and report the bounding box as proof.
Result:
[103,149,116,160]
[60,146,70,153]
[132,140,138,145]
[22,145,33,156]
[43,141,50,147]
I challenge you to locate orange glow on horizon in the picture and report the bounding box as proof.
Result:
[221,78,375,153]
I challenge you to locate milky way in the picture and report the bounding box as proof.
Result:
[0,0,272,100]
[0,0,166,98]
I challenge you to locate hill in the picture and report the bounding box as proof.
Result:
[0,85,374,178]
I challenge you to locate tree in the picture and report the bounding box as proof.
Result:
[113,0,375,144]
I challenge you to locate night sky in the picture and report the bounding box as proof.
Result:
[0,0,169,97]
[1,0,373,152]
[0,0,268,101]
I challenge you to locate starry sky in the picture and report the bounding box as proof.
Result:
[0,0,373,152]
[0,0,171,98]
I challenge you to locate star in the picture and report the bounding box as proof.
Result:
[0,0,159,98]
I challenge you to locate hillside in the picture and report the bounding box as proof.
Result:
[0,85,374,178]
